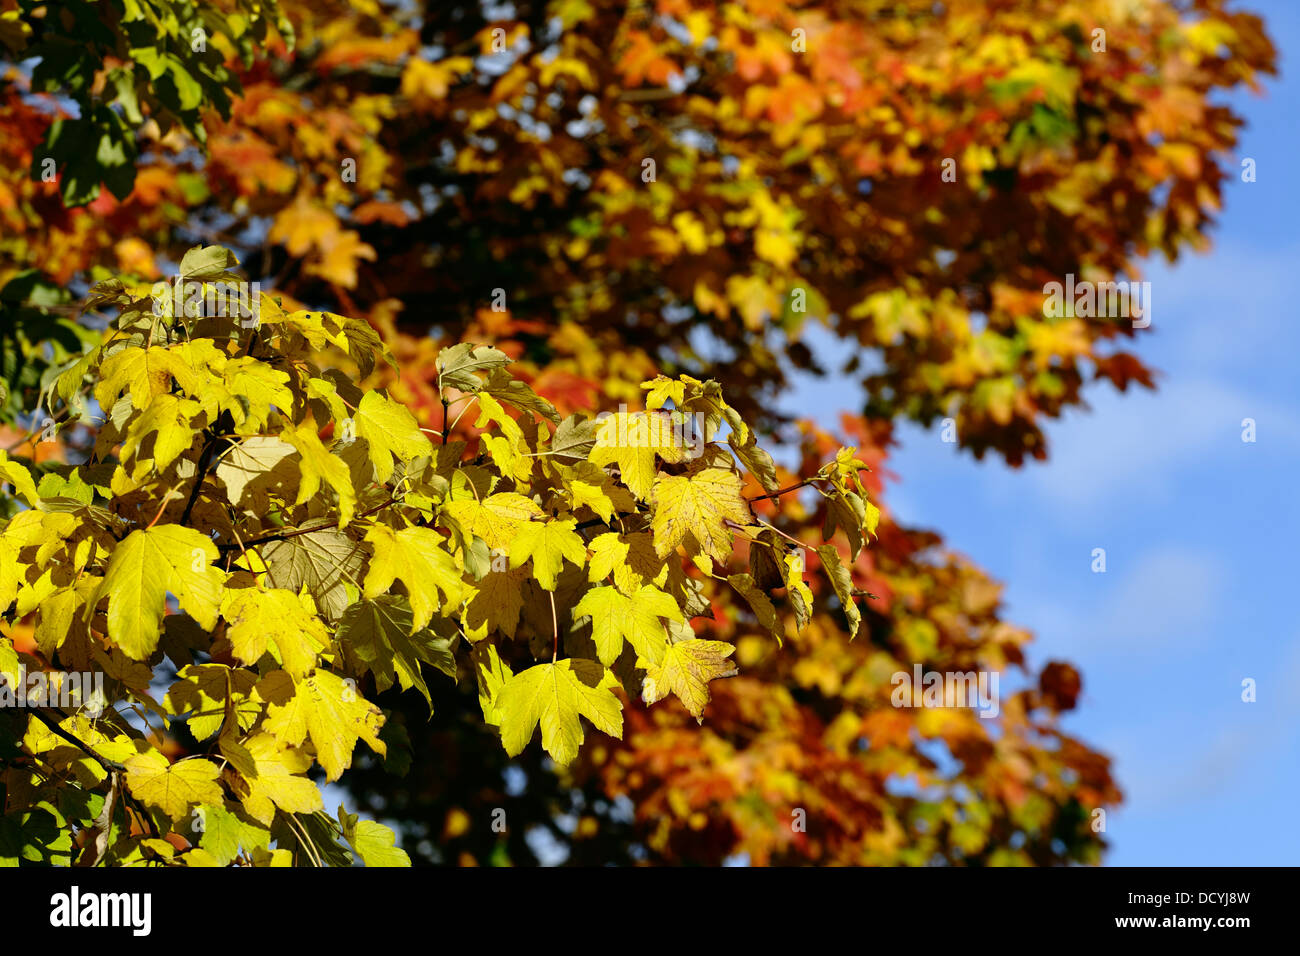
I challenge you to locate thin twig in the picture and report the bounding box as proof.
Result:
[215,496,398,553]
[28,709,126,772]
[747,477,817,503]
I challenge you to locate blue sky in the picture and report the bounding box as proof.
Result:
[791,0,1299,865]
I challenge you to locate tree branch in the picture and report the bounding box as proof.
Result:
[216,495,399,553]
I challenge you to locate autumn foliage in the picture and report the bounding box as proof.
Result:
[0,0,1275,865]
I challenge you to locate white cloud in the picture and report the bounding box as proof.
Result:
[1025,379,1299,510]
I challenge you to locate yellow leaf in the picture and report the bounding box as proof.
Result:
[572,584,681,666]
[221,357,293,433]
[401,56,472,105]
[586,531,629,583]
[816,544,862,638]
[641,375,686,410]
[282,419,356,527]
[472,641,512,726]
[259,669,386,782]
[755,228,797,268]
[269,196,337,258]
[95,345,207,410]
[363,524,465,629]
[465,565,527,638]
[94,525,225,660]
[650,467,751,561]
[564,460,635,522]
[639,638,737,719]
[341,816,410,867]
[119,394,200,476]
[496,659,623,765]
[124,749,222,820]
[163,664,260,741]
[221,587,329,679]
[589,410,686,500]
[509,519,586,590]
[310,230,376,289]
[352,391,433,483]
[234,732,325,825]
[728,572,782,644]
[0,451,38,505]
[444,492,541,551]
[473,393,531,483]
[672,211,710,254]
[725,274,781,330]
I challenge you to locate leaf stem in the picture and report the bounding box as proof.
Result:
[549,591,559,664]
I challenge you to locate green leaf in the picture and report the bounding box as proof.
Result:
[436,343,511,392]
[337,596,457,706]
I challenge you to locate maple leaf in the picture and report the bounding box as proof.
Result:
[436,343,511,392]
[95,346,205,410]
[269,196,337,257]
[728,572,782,645]
[473,393,532,483]
[783,552,814,632]
[94,525,225,660]
[650,466,751,561]
[338,806,411,867]
[215,436,299,511]
[464,565,527,638]
[221,587,330,679]
[262,529,367,622]
[233,732,326,825]
[119,394,200,476]
[639,638,738,719]
[496,659,624,765]
[509,519,587,591]
[124,750,223,820]
[282,419,356,527]
[472,642,513,727]
[482,367,560,423]
[260,669,386,782]
[164,664,260,741]
[586,531,630,584]
[0,451,38,505]
[363,525,465,629]
[192,802,270,866]
[336,595,457,704]
[220,358,294,433]
[589,410,686,500]
[572,583,682,666]
[817,544,862,638]
[564,460,636,522]
[309,230,376,288]
[443,492,541,551]
[352,391,433,483]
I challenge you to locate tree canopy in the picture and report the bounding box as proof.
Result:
[0,0,1274,865]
